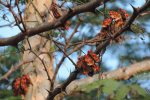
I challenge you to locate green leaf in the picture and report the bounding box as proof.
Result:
[76,79,120,94]
[102,79,120,94]
[114,84,130,100]
[129,85,146,97]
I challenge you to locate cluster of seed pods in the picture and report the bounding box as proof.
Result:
[12,74,31,96]
[98,8,129,43]
[76,50,100,76]
[50,3,70,30]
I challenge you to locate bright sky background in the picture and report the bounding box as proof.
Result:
[0,0,149,83]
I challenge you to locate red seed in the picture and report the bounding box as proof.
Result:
[92,54,96,56]
[83,72,86,75]
[25,89,28,92]
[119,22,123,26]
[66,26,70,30]
[85,55,88,57]
[110,11,113,15]
[88,50,91,53]
[27,77,30,79]
[101,28,104,32]
[94,65,96,68]
[17,78,20,80]
[98,33,100,36]
[95,58,99,61]
[96,67,99,71]
[22,76,26,79]
[22,85,24,88]
[53,4,56,6]
[117,40,119,43]
[120,36,123,39]
[56,14,60,17]
[120,8,122,11]
[126,14,129,17]
[123,10,126,14]
[83,66,86,69]
[104,20,107,23]
[14,93,17,96]
[19,89,21,92]
[16,81,19,85]
[67,21,70,25]
[78,57,80,60]
[87,61,89,63]
[102,33,104,36]
[114,17,117,19]
[89,59,92,62]
[82,60,85,62]
[115,12,118,15]
[50,8,53,10]
[24,74,27,76]
[24,80,27,83]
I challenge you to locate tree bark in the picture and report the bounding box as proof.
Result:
[23,0,54,100]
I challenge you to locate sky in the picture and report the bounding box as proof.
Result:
[0,0,149,81]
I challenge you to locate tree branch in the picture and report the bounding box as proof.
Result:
[0,0,109,46]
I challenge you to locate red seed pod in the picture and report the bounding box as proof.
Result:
[50,8,53,10]
[98,33,100,36]
[83,66,86,69]
[83,72,86,75]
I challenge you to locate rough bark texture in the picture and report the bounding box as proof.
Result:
[23,0,54,100]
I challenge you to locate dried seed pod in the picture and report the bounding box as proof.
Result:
[84,55,94,65]
[114,18,123,28]
[101,18,112,28]
[109,11,122,21]
[117,9,129,21]
[87,51,99,62]
[76,56,84,70]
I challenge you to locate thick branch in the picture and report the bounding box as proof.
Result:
[0,0,109,46]
[53,59,150,99]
